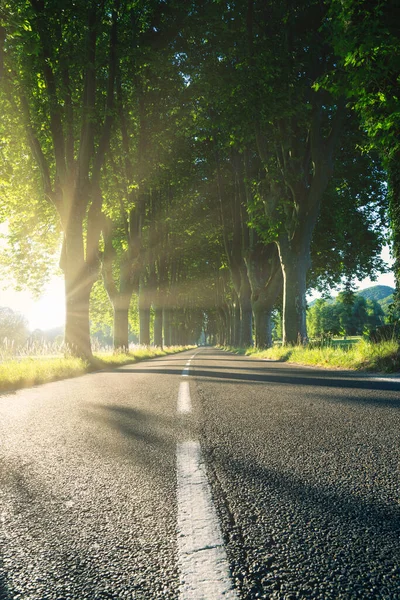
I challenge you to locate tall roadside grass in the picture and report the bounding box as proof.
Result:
[222,339,400,373]
[0,345,194,393]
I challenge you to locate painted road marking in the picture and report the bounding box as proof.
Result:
[182,358,191,377]
[177,440,238,599]
[178,382,192,414]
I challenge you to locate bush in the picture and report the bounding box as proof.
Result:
[369,323,400,343]
[224,339,400,373]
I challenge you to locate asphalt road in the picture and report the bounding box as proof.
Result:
[0,348,399,599]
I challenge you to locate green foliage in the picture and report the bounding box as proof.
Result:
[307,299,341,337]
[307,293,385,338]
[234,339,400,373]
[0,357,88,392]
[329,0,400,160]
[328,0,400,304]
[0,345,194,392]
[0,0,397,352]
[89,280,140,339]
[310,143,388,292]
[0,107,60,293]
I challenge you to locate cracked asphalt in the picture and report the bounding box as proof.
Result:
[1,348,399,599]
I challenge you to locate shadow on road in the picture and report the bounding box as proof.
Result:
[87,404,175,445]
[83,404,189,473]
[204,443,400,598]
[218,448,400,530]
[0,561,11,600]
[116,366,400,408]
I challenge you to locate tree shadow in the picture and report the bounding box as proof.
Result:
[86,404,177,445]
[215,450,400,530]
[115,366,400,408]
[203,443,400,598]
[83,404,189,473]
[0,559,11,600]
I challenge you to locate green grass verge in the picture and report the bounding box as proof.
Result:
[0,346,195,393]
[221,339,400,373]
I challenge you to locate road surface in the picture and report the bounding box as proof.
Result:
[0,348,399,599]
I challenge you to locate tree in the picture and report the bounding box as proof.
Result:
[248,0,345,344]
[365,299,385,333]
[0,0,119,358]
[309,128,388,293]
[0,103,60,295]
[307,299,341,338]
[183,0,346,345]
[97,0,195,350]
[0,307,29,348]
[330,0,400,311]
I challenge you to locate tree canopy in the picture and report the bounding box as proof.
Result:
[0,0,396,354]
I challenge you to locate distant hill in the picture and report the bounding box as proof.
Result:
[378,294,395,314]
[357,285,395,303]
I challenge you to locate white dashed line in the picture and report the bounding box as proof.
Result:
[177,440,238,599]
[176,354,237,598]
[177,382,192,414]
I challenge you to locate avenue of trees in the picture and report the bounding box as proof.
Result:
[0,0,398,358]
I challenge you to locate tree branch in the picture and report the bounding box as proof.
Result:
[0,25,5,79]
[92,2,119,183]
[30,0,67,185]
[101,216,119,304]
[78,4,97,183]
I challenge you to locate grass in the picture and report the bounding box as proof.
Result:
[222,339,400,373]
[0,345,194,393]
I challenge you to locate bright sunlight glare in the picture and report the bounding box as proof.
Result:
[0,222,65,331]
[0,277,65,331]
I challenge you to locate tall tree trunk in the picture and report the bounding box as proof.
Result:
[277,239,310,345]
[256,99,344,347]
[163,308,172,346]
[232,295,241,346]
[113,300,130,352]
[64,274,92,359]
[228,308,233,346]
[240,289,253,347]
[139,307,150,346]
[61,219,97,360]
[153,306,163,347]
[218,306,229,345]
[171,312,177,345]
[245,243,282,350]
[100,230,136,354]
[388,153,400,310]
[139,287,151,346]
[253,306,273,349]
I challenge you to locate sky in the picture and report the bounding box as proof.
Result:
[0,245,395,332]
[0,222,64,331]
[0,277,65,331]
